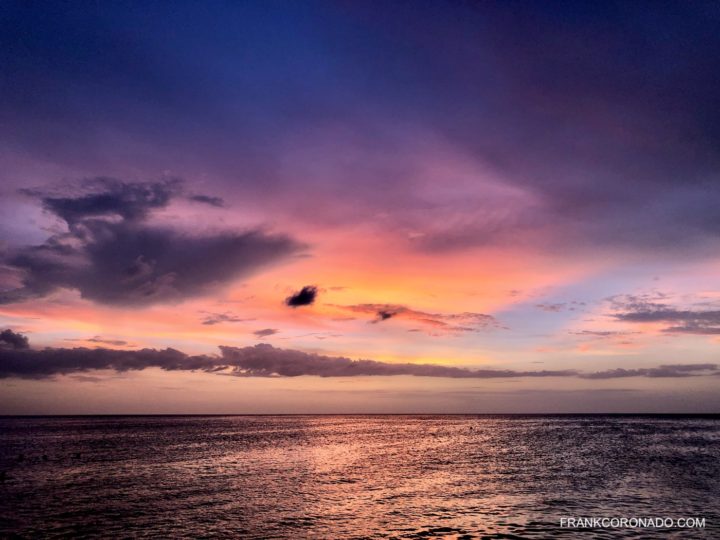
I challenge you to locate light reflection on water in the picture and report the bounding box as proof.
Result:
[1,415,718,538]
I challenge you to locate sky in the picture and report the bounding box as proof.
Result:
[1,1,720,413]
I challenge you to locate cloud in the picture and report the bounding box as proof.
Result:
[200,312,252,325]
[376,310,395,321]
[570,330,638,338]
[342,304,499,333]
[253,328,278,338]
[0,345,217,379]
[581,364,718,379]
[609,294,720,335]
[0,329,29,350]
[536,301,586,313]
[64,336,130,346]
[285,285,318,307]
[536,303,565,313]
[218,345,576,378]
[615,308,720,325]
[1,179,302,306]
[189,194,224,207]
[20,177,183,226]
[3,331,716,380]
[662,324,720,335]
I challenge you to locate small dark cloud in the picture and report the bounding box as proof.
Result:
[253,328,278,338]
[189,194,224,207]
[200,312,252,325]
[0,329,30,350]
[2,179,301,306]
[285,285,318,307]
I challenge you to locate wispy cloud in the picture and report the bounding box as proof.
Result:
[65,336,131,347]
[200,312,253,325]
[342,304,500,333]
[536,301,586,313]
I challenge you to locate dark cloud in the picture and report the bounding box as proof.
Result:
[610,294,720,335]
[253,328,278,338]
[189,194,224,207]
[4,331,715,380]
[1,179,302,306]
[285,286,318,307]
[218,345,575,378]
[662,323,720,335]
[343,304,499,333]
[20,178,182,226]
[0,345,217,379]
[582,364,718,379]
[0,329,30,350]
[615,308,720,324]
[200,312,252,325]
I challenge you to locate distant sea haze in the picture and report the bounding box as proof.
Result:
[1,415,718,538]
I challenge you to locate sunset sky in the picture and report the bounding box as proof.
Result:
[2,1,720,413]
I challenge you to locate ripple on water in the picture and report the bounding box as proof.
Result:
[1,415,719,539]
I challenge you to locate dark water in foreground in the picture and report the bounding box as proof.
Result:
[0,415,718,539]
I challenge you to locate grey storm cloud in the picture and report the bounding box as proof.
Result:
[343,304,499,333]
[1,178,302,306]
[0,329,30,350]
[2,331,717,380]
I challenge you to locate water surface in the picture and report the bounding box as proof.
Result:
[1,415,718,538]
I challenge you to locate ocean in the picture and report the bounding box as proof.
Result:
[1,415,718,538]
